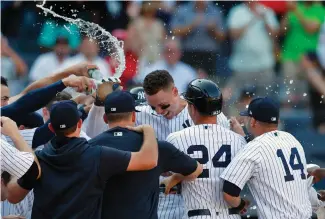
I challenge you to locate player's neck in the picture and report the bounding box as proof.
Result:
[108,121,134,129]
[195,116,217,125]
[175,98,187,116]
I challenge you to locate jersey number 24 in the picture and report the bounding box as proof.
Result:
[187,144,231,178]
[277,147,306,182]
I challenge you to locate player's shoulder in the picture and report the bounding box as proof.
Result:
[135,104,154,116]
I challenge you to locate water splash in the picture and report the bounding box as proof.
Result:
[37,0,125,78]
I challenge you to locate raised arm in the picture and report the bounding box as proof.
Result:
[10,62,97,103]
[126,125,158,171]
[1,74,94,125]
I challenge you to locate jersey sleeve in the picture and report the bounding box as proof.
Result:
[99,146,131,181]
[0,139,35,178]
[220,141,261,190]
[82,104,108,138]
[160,140,198,176]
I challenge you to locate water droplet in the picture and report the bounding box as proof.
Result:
[303,93,307,97]
[321,95,324,99]
[172,36,175,40]
[245,105,249,109]
[288,100,291,103]
[286,91,290,95]
[289,80,293,84]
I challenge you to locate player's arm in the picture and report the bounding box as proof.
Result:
[220,142,260,211]
[125,125,158,171]
[1,119,41,204]
[9,62,97,103]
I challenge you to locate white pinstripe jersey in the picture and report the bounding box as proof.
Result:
[135,105,230,141]
[135,105,230,219]
[166,124,245,218]
[221,131,312,219]
[5,128,36,149]
[0,138,34,178]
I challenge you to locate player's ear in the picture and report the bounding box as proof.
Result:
[48,123,55,133]
[172,86,178,96]
[251,118,257,127]
[131,111,136,122]
[77,119,82,128]
[103,114,108,124]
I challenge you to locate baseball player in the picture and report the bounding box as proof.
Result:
[163,79,246,219]
[220,97,312,219]
[130,86,147,106]
[83,70,230,219]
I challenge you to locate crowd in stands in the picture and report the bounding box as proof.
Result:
[1,1,325,134]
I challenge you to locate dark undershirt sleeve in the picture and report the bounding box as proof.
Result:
[223,180,242,197]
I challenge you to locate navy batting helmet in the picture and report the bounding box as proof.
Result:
[129,87,147,106]
[183,79,222,116]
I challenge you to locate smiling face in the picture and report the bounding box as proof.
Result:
[146,86,180,119]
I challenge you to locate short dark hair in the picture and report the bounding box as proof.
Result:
[105,112,132,123]
[1,76,8,87]
[1,171,11,185]
[46,91,72,110]
[143,70,174,95]
[53,124,78,137]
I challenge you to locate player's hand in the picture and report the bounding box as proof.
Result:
[62,62,99,77]
[3,215,26,219]
[310,168,325,184]
[126,124,153,133]
[95,77,122,104]
[229,117,245,137]
[0,116,19,137]
[161,174,184,195]
[318,190,325,201]
[62,75,95,93]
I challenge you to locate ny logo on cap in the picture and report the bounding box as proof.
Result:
[111,108,116,111]
[249,111,253,115]
[60,124,66,128]
[137,91,145,100]
[271,117,277,121]
[114,132,123,136]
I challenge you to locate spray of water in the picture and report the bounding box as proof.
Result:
[37,0,126,78]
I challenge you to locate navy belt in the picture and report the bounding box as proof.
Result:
[188,208,239,217]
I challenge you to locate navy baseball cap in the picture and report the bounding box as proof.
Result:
[104,91,140,114]
[240,97,280,124]
[50,100,81,131]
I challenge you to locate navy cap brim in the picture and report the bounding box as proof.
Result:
[239,110,250,116]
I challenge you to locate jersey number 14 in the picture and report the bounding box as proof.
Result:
[277,147,306,182]
[187,144,231,178]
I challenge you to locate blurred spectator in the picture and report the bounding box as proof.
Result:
[29,36,71,82]
[38,20,80,51]
[228,86,257,124]
[1,35,28,95]
[317,20,325,70]
[103,1,130,33]
[136,37,196,92]
[259,1,288,16]
[171,1,225,76]
[301,54,325,134]
[128,2,166,71]
[226,1,279,98]
[106,29,139,88]
[280,1,325,97]
[61,36,111,77]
